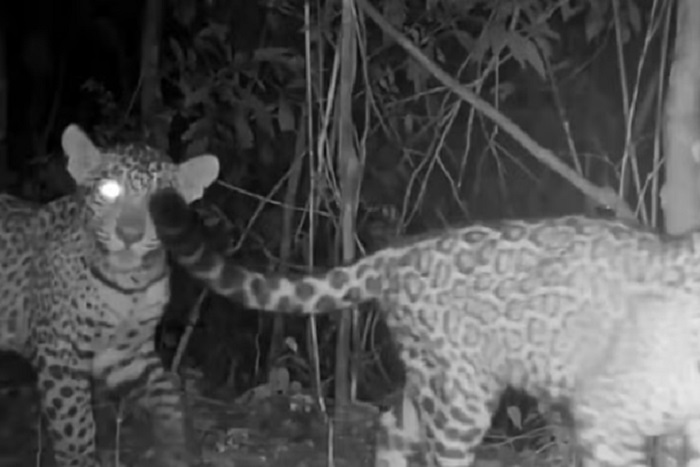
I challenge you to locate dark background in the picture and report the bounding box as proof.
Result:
[0,0,661,447]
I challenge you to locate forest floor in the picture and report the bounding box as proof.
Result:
[0,369,572,467]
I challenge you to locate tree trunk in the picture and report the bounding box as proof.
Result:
[658,1,700,466]
[334,0,361,406]
[661,0,700,234]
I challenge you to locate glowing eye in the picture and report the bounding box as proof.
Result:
[98,180,123,200]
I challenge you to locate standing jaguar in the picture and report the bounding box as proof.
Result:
[149,187,700,467]
[0,125,219,467]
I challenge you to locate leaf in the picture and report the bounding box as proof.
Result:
[627,0,642,35]
[453,31,475,51]
[169,38,184,70]
[560,0,583,21]
[233,109,254,149]
[621,25,631,43]
[506,405,523,430]
[186,138,210,159]
[506,32,545,78]
[250,99,274,138]
[476,23,506,61]
[249,47,299,70]
[383,0,406,46]
[172,0,196,27]
[284,337,299,353]
[407,57,428,94]
[440,0,479,16]
[268,367,290,393]
[186,47,197,70]
[218,82,240,107]
[183,85,211,109]
[496,82,516,101]
[403,113,414,134]
[523,40,546,78]
[533,35,554,63]
[182,119,211,144]
[258,141,274,167]
[277,98,295,132]
[585,4,607,42]
[383,0,406,29]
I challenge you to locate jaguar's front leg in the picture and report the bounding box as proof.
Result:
[93,324,194,467]
[375,363,495,467]
[35,345,100,467]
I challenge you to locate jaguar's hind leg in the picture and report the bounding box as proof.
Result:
[684,419,700,467]
[572,368,649,467]
[574,295,700,467]
[572,370,649,467]
[579,427,645,467]
[375,366,495,467]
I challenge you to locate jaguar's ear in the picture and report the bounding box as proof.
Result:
[176,155,219,202]
[62,125,103,185]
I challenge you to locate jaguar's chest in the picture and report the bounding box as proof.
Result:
[30,236,170,352]
[84,274,169,328]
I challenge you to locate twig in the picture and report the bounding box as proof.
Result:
[650,0,674,228]
[544,57,583,177]
[355,0,635,221]
[171,290,207,373]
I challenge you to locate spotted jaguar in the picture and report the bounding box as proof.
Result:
[148,187,700,467]
[0,126,219,467]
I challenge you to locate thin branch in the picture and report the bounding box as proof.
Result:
[356,0,634,221]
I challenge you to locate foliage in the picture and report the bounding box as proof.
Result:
[163,17,306,184]
[66,0,652,413]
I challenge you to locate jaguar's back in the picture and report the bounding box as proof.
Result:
[0,126,219,467]
[149,188,700,467]
[0,195,76,352]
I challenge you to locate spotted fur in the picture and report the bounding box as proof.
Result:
[0,126,219,467]
[149,187,700,467]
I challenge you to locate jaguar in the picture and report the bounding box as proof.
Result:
[148,187,700,467]
[0,126,219,467]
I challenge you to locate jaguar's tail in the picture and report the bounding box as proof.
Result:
[149,188,383,314]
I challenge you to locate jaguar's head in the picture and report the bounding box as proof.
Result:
[61,124,219,272]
